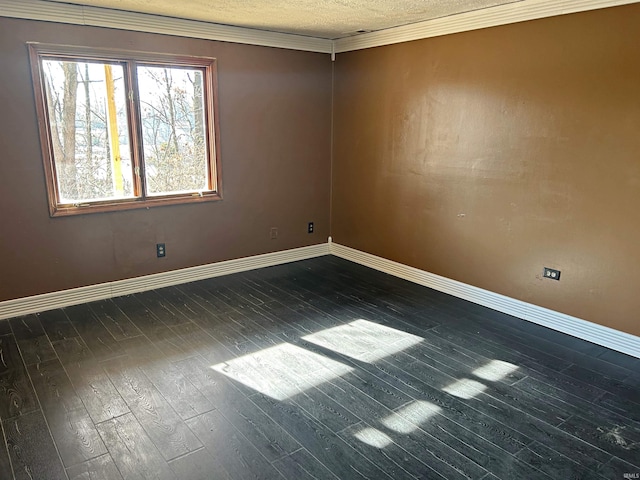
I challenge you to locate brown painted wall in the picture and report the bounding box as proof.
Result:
[0,18,332,301]
[332,5,640,336]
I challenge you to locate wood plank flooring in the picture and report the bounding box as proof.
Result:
[0,256,639,479]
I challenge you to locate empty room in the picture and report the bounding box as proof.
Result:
[0,0,639,478]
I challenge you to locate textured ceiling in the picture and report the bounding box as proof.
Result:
[43,0,524,39]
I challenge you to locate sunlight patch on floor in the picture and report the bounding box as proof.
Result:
[472,359,519,382]
[354,427,394,448]
[302,319,423,362]
[381,400,441,434]
[211,343,353,400]
[442,378,487,399]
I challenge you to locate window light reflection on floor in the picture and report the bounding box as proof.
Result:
[442,378,487,399]
[211,342,353,401]
[472,359,519,382]
[381,400,442,434]
[354,427,394,448]
[301,319,423,362]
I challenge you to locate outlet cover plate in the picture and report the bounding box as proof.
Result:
[543,267,560,281]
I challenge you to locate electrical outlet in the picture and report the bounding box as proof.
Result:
[156,243,166,258]
[308,222,314,234]
[543,267,560,281]
[270,227,278,239]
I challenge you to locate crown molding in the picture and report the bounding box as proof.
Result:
[333,0,639,53]
[0,0,333,53]
[1,0,636,55]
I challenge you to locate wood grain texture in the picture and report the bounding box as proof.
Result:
[175,355,301,461]
[140,361,215,420]
[0,321,11,337]
[65,303,124,361]
[27,359,107,467]
[9,315,45,340]
[0,257,638,479]
[17,335,57,366]
[38,309,77,342]
[52,336,94,367]
[0,421,14,478]
[89,300,143,341]
[0,335,22,374]
[96,413,176,480]
[168,447,231,480]
[0,367,38,420]
[251,392,393,479]
[67,453,124,480]
[272,448,340,480]
[65,359,130,424]
[103,358,203,461]
[3,410,66,480]
[185,409,284,479]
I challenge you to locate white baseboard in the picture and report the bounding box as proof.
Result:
[0,243,330,320]
[3,239,637,359]
[329,242,640,359]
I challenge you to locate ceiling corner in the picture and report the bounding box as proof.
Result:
[333,0,639,53]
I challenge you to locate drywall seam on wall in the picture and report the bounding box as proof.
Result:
[330,243,640,359]
[0,243,330,320]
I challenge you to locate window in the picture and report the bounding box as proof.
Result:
[28,44,222,216]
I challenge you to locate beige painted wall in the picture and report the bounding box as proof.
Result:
[331,5,640,336]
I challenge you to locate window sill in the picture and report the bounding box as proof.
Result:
[50,191,223,217]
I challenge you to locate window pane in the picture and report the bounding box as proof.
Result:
[137,65,209,196]
[42,59,134,203]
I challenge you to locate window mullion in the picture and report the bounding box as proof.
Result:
[205,62,221,193]
[125,60,146,199]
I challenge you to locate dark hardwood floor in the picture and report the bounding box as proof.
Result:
[0,256,639,479]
